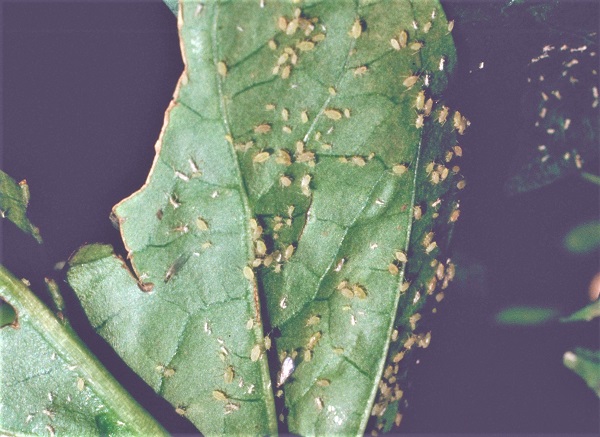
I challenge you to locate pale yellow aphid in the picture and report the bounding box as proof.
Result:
[393,164,408,175]
[306,315,321,326]
[254,124,271,134]
[250,344,262,362]
[415,114,424,129]
[264,335,272,351]
[354,65,368,76]
[425,241,437,254]
[388,263,399,275]
[301,110,309,123]
[284,244,295,260]
[410,41,424,52]
[423,21,432,33]
[254,237,268,255]
[390,38,401,51]
[280,175,292,187]
[403,75,419,89]
[77,378,85,391]
[281,65,291,79]
[424,98,433,116]
[297,41,315,51]
[175,407,186,416]
[196,217,209,231]
[447,20,454,33]
[316,379,330,387]
[413,205,422,220]
[253,151,270,163]
[395,251,408,263]
[276,150,292,166]
[415,90,426,110]
[398,30,408,48]
[213,390,228,401]
[301,174,311,196]
[344,108,351,118]
[352,284,367,299]
[438,106,449,124]
[217,61,228,77]
[243,266,254,280]
[281,108,289,121]
[457,179,467,190]
[224,366,235,384]
[349,19,362,38]
[268,40,277,50]
[352,156,366,166]
[324,109,342,120]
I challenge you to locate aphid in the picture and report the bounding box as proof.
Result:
[352,156,366,166]
[352,284,367,299]
[279,175,293,187]
[254,124,271,134]
[195,217,209,231]
[410,41,423,52]
[390,38,401,50]
[224,366,235,384]
[415,90,426,110]
[301,110,309,123]
[438,106,449,124]
[425,241,437,254]
[301,174,311,196]
[393,164,408,175]
[402,75,419,88]
[268,40,277,50]
[281,108,289,121]
[388,263,399,275]
[395,251,408,263]
[275,150,292,166]
[415,114,424,129]
[264,335,272,351]
[354,65,368,76]
[349,19,362,39]
[281,65,291,79]
[317,379,330,387]
[284,244,295,260]
[423,21,432,33]
[413,205,422,220]
[77,377,85,391]
[217,61,228,77]
[307,331,322,349]
[324,109,342,120]
[398,30,408,48]
[449,209,460,223]
[213,390,228,401]
[243,266,255,280]
[297,40,315,51]
[456,179,466,190]
[447,20,454,33]
[250,344,262,362]
[304,349,313,362]
[453,144,463,157]
[344,108,351,118]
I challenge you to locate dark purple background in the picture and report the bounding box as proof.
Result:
[2,1,599,435]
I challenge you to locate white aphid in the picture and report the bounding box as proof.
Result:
[277,357,295,387]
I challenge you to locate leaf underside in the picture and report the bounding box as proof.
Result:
[0,265,166,436]
[68,0,463,434]
[0,170,42,243]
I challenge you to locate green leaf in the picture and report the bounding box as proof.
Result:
[0,170,42,243]
[563,348,600,397]
[563,221,600,254]
[561,300,600,322]
[495,306,559,326]
[69,0,461,434]
[163,0,178,15]
[0,264,167,436]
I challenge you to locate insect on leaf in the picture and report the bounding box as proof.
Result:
[69,0,463,434]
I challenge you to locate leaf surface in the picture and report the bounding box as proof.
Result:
[69,0,462,434]
[0,170,42,243]
[0,264,167,436]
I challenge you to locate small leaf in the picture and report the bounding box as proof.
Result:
[0,170,42,243]
[495,306,559,325]
[561,300,600,322]
[0,264,166,436]
[563,221,600,254]
[563,348,600,397]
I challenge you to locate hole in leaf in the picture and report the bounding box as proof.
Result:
[0,298,18,328]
